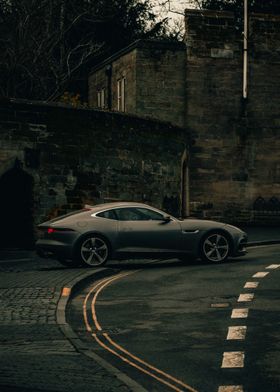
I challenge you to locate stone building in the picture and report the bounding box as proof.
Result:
[1,8,280,251]
[0,98,187,248]
[89,9,280,224]
[89,40,186,128]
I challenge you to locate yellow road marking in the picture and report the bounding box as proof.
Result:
[104,333,198,392]
[94,333,186,392]
[62,287,71,296]
[83,271,199,392]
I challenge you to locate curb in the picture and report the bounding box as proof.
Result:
[56,267,149,392]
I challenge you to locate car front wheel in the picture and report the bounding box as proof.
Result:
[79,235,110,267]
[200,232,230,263]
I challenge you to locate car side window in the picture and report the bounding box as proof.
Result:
[136,208,165,221]
[96,209,118,220]
[114,207,164,221]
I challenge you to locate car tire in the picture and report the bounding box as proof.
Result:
[78,235,110,267]
[200,232,230,263]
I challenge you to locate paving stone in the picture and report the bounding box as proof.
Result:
[0,256,131,392]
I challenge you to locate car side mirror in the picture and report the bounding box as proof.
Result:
[162,215,171,223]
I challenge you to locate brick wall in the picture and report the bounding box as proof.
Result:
[0,99,187,230]
[185,9,280,223]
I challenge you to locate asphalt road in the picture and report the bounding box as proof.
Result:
[68,246,280,392]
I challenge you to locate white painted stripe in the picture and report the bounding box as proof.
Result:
[252,272,269,278]
[221,352,244,368]
[266,264,280,270]
[231,308,249,319]
[227,326,247,340]
[244,281,259,289]
[238,293,254,302]
[218,386,244,392]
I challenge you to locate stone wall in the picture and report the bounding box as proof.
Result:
[185,9,280,223]
[135,41,186,127]
[0,99,187,244]
[88,40,186,128]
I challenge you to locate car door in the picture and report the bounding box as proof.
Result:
[115,207,182,252]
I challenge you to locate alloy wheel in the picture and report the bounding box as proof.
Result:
[202,233,229,263]
[80,236,109,267]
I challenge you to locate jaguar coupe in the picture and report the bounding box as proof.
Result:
[36,202,247,267]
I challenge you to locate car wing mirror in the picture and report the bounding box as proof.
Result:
[161,215,171,223]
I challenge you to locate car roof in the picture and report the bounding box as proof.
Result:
[86,202,159,212]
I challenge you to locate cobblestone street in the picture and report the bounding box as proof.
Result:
[0,255,131,392]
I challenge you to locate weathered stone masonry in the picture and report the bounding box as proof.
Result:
[88,11,280,224]
[0,98,187,246]
[89,40,186,128]
[185,10,280,223]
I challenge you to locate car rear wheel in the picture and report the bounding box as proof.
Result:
[79,235,110,267]
[200,232,230,263]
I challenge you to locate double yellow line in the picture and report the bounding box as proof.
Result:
[83,271,199,392]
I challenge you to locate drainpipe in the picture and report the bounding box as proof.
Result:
[105,65,112,110]
[243,0,248,100]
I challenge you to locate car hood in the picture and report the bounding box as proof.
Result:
[179,219,245,234]
[179,218,226,230]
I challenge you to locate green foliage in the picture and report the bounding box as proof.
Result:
[0,0,170,100]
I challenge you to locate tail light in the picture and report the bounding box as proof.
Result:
[47,228,75,234]
[47,228,58,234]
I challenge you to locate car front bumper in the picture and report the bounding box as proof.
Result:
[233,234,248,257]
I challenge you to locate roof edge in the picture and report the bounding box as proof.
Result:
[89,39,186,75]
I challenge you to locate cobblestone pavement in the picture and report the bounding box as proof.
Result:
[0,255,130,392]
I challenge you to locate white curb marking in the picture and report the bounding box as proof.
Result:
[252,272,269,278]
[231,308,249,319]
[227,326,247,340]
[244,281,259,289]
[218,386,244,392]
[221,352,244,368]
[266,264,280,270]
[238,293,254,302]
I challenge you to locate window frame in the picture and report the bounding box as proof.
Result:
[117,77,126,112]
[95,209,118,220]
[97,88,105,109]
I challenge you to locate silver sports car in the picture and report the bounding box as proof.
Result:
[36,202,247,267]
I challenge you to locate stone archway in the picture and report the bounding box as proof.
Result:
[181,151,190,218]
[0,160,34,249]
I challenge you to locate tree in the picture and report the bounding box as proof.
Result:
[0,0,169,101]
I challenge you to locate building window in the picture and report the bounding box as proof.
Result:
[117,77,125,112]
[97,88,105,108]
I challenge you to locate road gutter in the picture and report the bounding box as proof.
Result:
[56,267,149,392]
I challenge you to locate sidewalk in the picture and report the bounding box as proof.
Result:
[242,226,280,244]
[0,257,135,392]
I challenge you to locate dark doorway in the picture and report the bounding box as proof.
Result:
[0,161,34,249]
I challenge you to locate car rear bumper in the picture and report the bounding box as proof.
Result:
[36,239,73,260]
